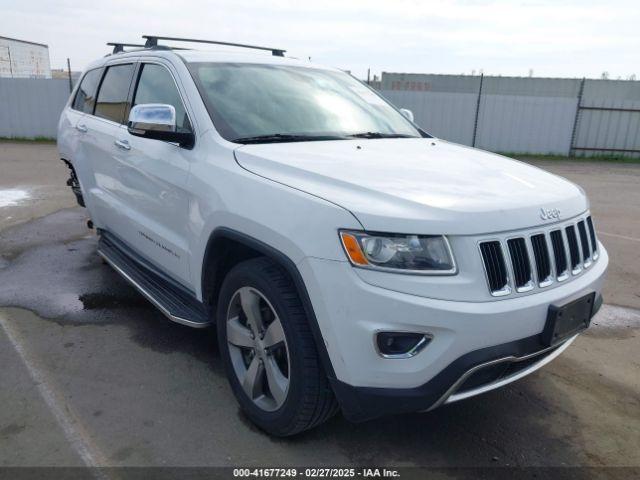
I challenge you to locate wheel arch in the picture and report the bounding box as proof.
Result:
[201,227,337,380]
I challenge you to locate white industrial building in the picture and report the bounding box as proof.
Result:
[0,36,51,78]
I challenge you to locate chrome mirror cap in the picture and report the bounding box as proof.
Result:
[128,104,177,133]
[126,103,194,149]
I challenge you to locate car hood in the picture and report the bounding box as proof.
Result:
[234,138,587,235]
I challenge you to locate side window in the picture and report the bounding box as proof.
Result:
[133,64,192,132]
[94,64,135,124]
[72,68,102,113]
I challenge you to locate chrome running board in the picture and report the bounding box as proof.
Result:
[98,232,212,329]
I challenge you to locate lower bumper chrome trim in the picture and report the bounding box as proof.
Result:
[427,334,578,410]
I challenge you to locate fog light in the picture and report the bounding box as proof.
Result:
[375,332,431,358]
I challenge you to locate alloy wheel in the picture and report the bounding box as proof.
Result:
[226,286,290,411]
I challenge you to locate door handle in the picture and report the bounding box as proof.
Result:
[114,139,131,150]
[76,123,88,133]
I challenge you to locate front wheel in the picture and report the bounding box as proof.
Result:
[216,257,338,436]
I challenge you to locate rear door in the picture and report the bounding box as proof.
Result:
[82,62,136,236]
[109,60,195,285]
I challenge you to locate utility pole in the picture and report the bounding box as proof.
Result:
[67,58,73,93]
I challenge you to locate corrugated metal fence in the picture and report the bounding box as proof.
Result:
[1,74,640,156]
[380,74,640,157]
[0,78,70,138]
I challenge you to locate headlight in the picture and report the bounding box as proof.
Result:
[339,230,456,274]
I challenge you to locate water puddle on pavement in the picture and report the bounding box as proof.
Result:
[0,188,31,208]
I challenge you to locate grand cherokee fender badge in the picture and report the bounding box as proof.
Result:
[540,207,561,220]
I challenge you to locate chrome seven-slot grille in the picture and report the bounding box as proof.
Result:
[479,214,599,297]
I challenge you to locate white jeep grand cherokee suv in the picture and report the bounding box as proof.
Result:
[57,36,608,436]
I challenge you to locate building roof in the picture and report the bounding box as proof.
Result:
[0,35,48,48]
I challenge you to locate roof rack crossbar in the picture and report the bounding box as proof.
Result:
[107,42,146,54]
[142,35,286,57]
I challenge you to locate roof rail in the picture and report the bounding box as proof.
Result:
[107,42,147,54]
[142,35,286,57]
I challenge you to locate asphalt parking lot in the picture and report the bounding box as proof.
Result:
[1,142,639,471]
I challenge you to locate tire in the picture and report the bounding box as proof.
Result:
[216,257,338,436]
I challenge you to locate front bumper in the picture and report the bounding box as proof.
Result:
[331,324,593,421]
[297,246,608,421]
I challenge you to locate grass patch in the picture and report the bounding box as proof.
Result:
[0,136,56,144]
[499,152,640,164]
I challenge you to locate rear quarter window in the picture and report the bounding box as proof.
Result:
[72,68,103,114]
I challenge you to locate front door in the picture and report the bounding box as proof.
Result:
[109,61,196,286]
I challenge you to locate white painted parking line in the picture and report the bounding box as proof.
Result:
[0,311,107,470]
[597,231,640,243]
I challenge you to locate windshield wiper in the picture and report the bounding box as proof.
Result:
[347,132,416,139]
[232,133,348,144]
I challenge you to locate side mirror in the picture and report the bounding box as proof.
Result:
[400,108,414,122]
[127,104,194,148]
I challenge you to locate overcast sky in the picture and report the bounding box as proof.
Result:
[3,0,639,80]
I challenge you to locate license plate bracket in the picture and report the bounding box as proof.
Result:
[541,293,595,347]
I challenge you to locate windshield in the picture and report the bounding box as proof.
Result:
[188,62,424,143]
